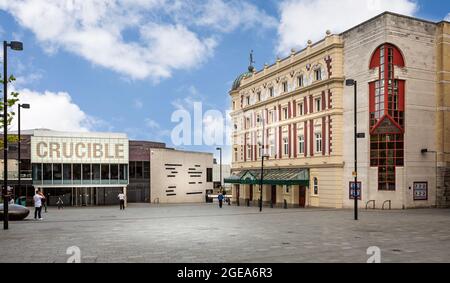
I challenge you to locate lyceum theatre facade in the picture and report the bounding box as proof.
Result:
[226,12,450,209]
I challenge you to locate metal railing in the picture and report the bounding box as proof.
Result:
[365,200,376,210]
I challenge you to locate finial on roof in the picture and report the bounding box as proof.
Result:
[248,50,255,72]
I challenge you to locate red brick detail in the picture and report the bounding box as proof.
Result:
[325,56,332,76]
[288,124,292,158]
[310,120,314,157]
[293,124,297,158]
[279,126,283,159]
[244,133,247,161]
[304,121,308,157]
[292,100,297,117]
[321,91,326,111]
[328,90,332,109]
[304,97,308,114]
[322,117,326,156]
[328,116,332,155]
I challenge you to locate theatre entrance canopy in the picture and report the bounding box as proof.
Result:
[224,168,309,186]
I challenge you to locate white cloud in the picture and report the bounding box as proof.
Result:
[276,0,418,55]
[9,88,96,132]
[446,13,450,21]
[0,0,274,81]
[133,99,143,109]
[145,118,160,129]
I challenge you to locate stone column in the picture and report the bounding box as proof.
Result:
[123,186,128,208]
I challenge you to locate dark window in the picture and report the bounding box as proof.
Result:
[269,87,274,97]
[32,163,42,181]
[136,161,143,179]
[129,161,136,178]
[282,81,288,92]
[119,164,128,180]
[63,164,72,181]
[313,178,319,195]
[101,164,109,180]
[73,164,82,180]
[207,168,213,183]
[53,164,62,181]
[143,161,150,179]
[82,164,91,181]
[43,164,52,181]
[110,164,119,180]
[92,164,101,180]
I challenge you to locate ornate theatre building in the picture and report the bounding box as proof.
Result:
[226,12,450,209]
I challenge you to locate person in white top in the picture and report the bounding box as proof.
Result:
[33,190,45,220]
[118,192,126,210]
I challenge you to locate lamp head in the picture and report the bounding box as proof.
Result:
[421,149,428,154]
[20,104,30,109]
[9,41,23,51]
[345,79,356,86]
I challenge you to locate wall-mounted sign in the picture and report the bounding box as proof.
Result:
[31,133,129,164]
[349,182,362,200]
[413,182,428,201]
[372,116,403,135]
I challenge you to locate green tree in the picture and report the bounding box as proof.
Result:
[0,74,20,149]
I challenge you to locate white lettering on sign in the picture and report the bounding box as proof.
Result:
[32,136,128,163]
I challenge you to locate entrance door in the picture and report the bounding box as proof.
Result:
[236,185,240,206]
[299,186,306,208]
[271,185,277,207]
[249,185,253,202]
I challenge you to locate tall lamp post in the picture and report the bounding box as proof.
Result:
[346,79,359,221]
[3,40,23,230]
[216,147,223,195]
[17,103,30,203]
[257,116,269,212]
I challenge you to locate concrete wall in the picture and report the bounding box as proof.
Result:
[150,148,214,203]
[342,13,439,209]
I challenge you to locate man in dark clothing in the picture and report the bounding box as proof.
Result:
[218,193,224,208]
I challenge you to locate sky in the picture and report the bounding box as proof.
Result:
[0,0,449,164]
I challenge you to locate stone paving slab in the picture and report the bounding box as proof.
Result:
[0,204,449,263]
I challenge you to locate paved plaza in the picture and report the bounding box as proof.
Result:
[0,204,449,263]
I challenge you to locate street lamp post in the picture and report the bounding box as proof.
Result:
[216,147,222,192]
[3,40,23,230]
[346,79,358,221]
[257,116,269,212]
[17,103,30,204]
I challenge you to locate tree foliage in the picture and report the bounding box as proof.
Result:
[0,74,21,149]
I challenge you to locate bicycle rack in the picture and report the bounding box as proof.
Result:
[382,200,391,210]
[365,200,376,210]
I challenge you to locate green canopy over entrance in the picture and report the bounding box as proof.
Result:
[224,168,310,186]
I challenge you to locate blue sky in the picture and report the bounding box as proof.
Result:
[0,0,449,163]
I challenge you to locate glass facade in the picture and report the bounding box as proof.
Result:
[369,44,405,191]
[32,163,129,186]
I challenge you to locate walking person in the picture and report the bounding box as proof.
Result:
[118,191,126,210]
[57,196,64,210]
[39,191,48,213]
[33,190,45,220]
[218,192,224,208]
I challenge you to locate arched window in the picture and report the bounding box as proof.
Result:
[313,177,319,195]
[369,43,405,191]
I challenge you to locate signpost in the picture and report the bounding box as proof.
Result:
[349,182,362,200]
[413,182,428,201]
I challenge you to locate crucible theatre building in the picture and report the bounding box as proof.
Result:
[226,12,450,210]
[1,129,214,206]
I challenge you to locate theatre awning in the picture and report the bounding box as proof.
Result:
[224,168,309,186]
